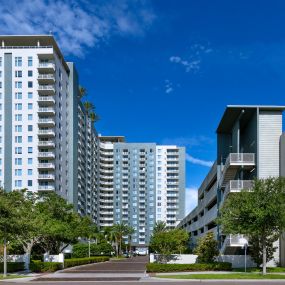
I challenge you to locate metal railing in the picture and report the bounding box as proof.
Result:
[224,180,253,197]
[225,153,255,168]
[38,74,55,80]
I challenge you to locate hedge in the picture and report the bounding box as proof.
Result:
[72,243,114,258]
[146,262,232,273]
[64,256,109,268]
[0,262,25,273]
[30,260,63,273]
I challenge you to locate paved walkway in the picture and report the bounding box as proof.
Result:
[33,255,149,282]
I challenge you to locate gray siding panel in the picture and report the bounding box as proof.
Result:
[258,111,282,178]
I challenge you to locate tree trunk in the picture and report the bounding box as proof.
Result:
[262,237,267,275]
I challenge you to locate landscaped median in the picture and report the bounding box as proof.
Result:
[156,273,285,280]
[146,262,232,273]
[30,256,110,273]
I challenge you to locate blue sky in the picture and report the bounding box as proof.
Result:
[1,0,285,214]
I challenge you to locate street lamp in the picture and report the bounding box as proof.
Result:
[239,237,248,273]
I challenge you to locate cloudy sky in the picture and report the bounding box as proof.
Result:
[2,0,285,214]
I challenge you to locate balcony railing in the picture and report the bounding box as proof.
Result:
[38,118,55,125]
[38,74,55,81]
[38,141,55,148]
[38,96,55,103]
[38,185,55,191]
[38,174,55,180]
[38,62,55,70]
[224,153,255,168]
[38,107,55,114]
[38,163,55,169]
[224,180,253,197]
[38,152,55,158]
[38,129,55,136]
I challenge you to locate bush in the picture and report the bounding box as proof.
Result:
[64,256,109,268]
[0,262,25,273]
[30,260,62,273]
[146,262,232,273]
[72,242,113,258]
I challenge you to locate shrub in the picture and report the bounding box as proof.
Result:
[0,262,25,273]
[30,260,62,273]
[72,243,113,258]
[64,256,109,268]
[146,262,232,273]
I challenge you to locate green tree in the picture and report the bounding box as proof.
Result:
[78,85,87,99]
[152,221,167,235]
[193,232,219,263]
[150,228,188,263]
[111,223,129,257]
[217,177,285,275]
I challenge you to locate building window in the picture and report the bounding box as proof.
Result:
[15,71,22,78]
[15,92,22,99]
[15,103,22,110]
[28,57,33,67]
[0,71,2,78]
[15,125,22,132]
[28,147,33,153]
[28,70,33,77]
[0,57,2,67]
[28,81,33,88]
[28,114,33,120]
[28,92,33,99]
[15,136,22,143]
[15,147,22,154]
[28,103,33,110]
[0,82,2,89]
[15,81,22,88]
[28,136,33,142]
[28,125,33,132]
[28,158,33,165]
[15,169,22,176]
[15,158,22,165]
[15,180,22,187]
[15,114,22,121]
[28,180,33,187]
[15,57,22,67]
[28,169,33,175]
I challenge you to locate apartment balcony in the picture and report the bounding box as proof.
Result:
[38,107,55,115]
[38,74,55,83]
[38,152,55,159]
[38,62,55,72]
[38,85,56,95]
[38,141,55,148]
[38,118,55,127]
[38,163,55,170]
[220,153,255,187]
[38,185,55,191]
[224,180,253,198]
[38,174,55,180]
[38,129,55,137]
[38,96,55,105]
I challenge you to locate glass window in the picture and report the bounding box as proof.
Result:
[15,71,22,77]
[28,136,33,142]
[28,125,33,131]
[15,57,22,67]
[28,70,33,77]
[28,57,33,67]
[28,92,33,99]
[0,82,2,89]
[28,114,33,120]
[28,158,33,165]
[15,158,22,165]
[15,180,22,187]
[15,103,22,110]
[0,57,2,67]
[15,136,22,143]
[28,147,33,153]
[15,92,22,99]
[15,114,22,121]
[15,81,22,88]
[28,81,33,88]
[15,125,22,132]
[28,180,32,186]
[15,169,22,176]
[28,103,33,110]
[15,147,22,154]
[28,169,33,175]
[0,71,2,78]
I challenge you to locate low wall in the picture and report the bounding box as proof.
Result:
[150,254,198,264]
[217,255,256,268]
[44,253,64,263]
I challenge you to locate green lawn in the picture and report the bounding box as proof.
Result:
[233,267,285,273]
[0,274,26,280]
[157,273,285,280]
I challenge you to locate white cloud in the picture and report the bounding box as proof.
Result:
[0,0,156,57]
[162,135,213,148]
[164,79,173,94]
[185,187,198,215]
[186,153,213,167]
[169,56,201,73]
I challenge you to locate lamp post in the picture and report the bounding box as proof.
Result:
[239,237,248,273]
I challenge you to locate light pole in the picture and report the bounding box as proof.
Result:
[239,237,248,273]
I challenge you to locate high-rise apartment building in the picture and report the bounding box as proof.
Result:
[179,105,285,265]
[98,136,185,249]
[0,35,98,221]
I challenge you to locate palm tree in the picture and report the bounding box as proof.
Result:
[111,223,129,257]
[126,226,135,253]
[152,221,167,235]
[83,101,94,115]
[89,111,100,123]
[78,85,87,99]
